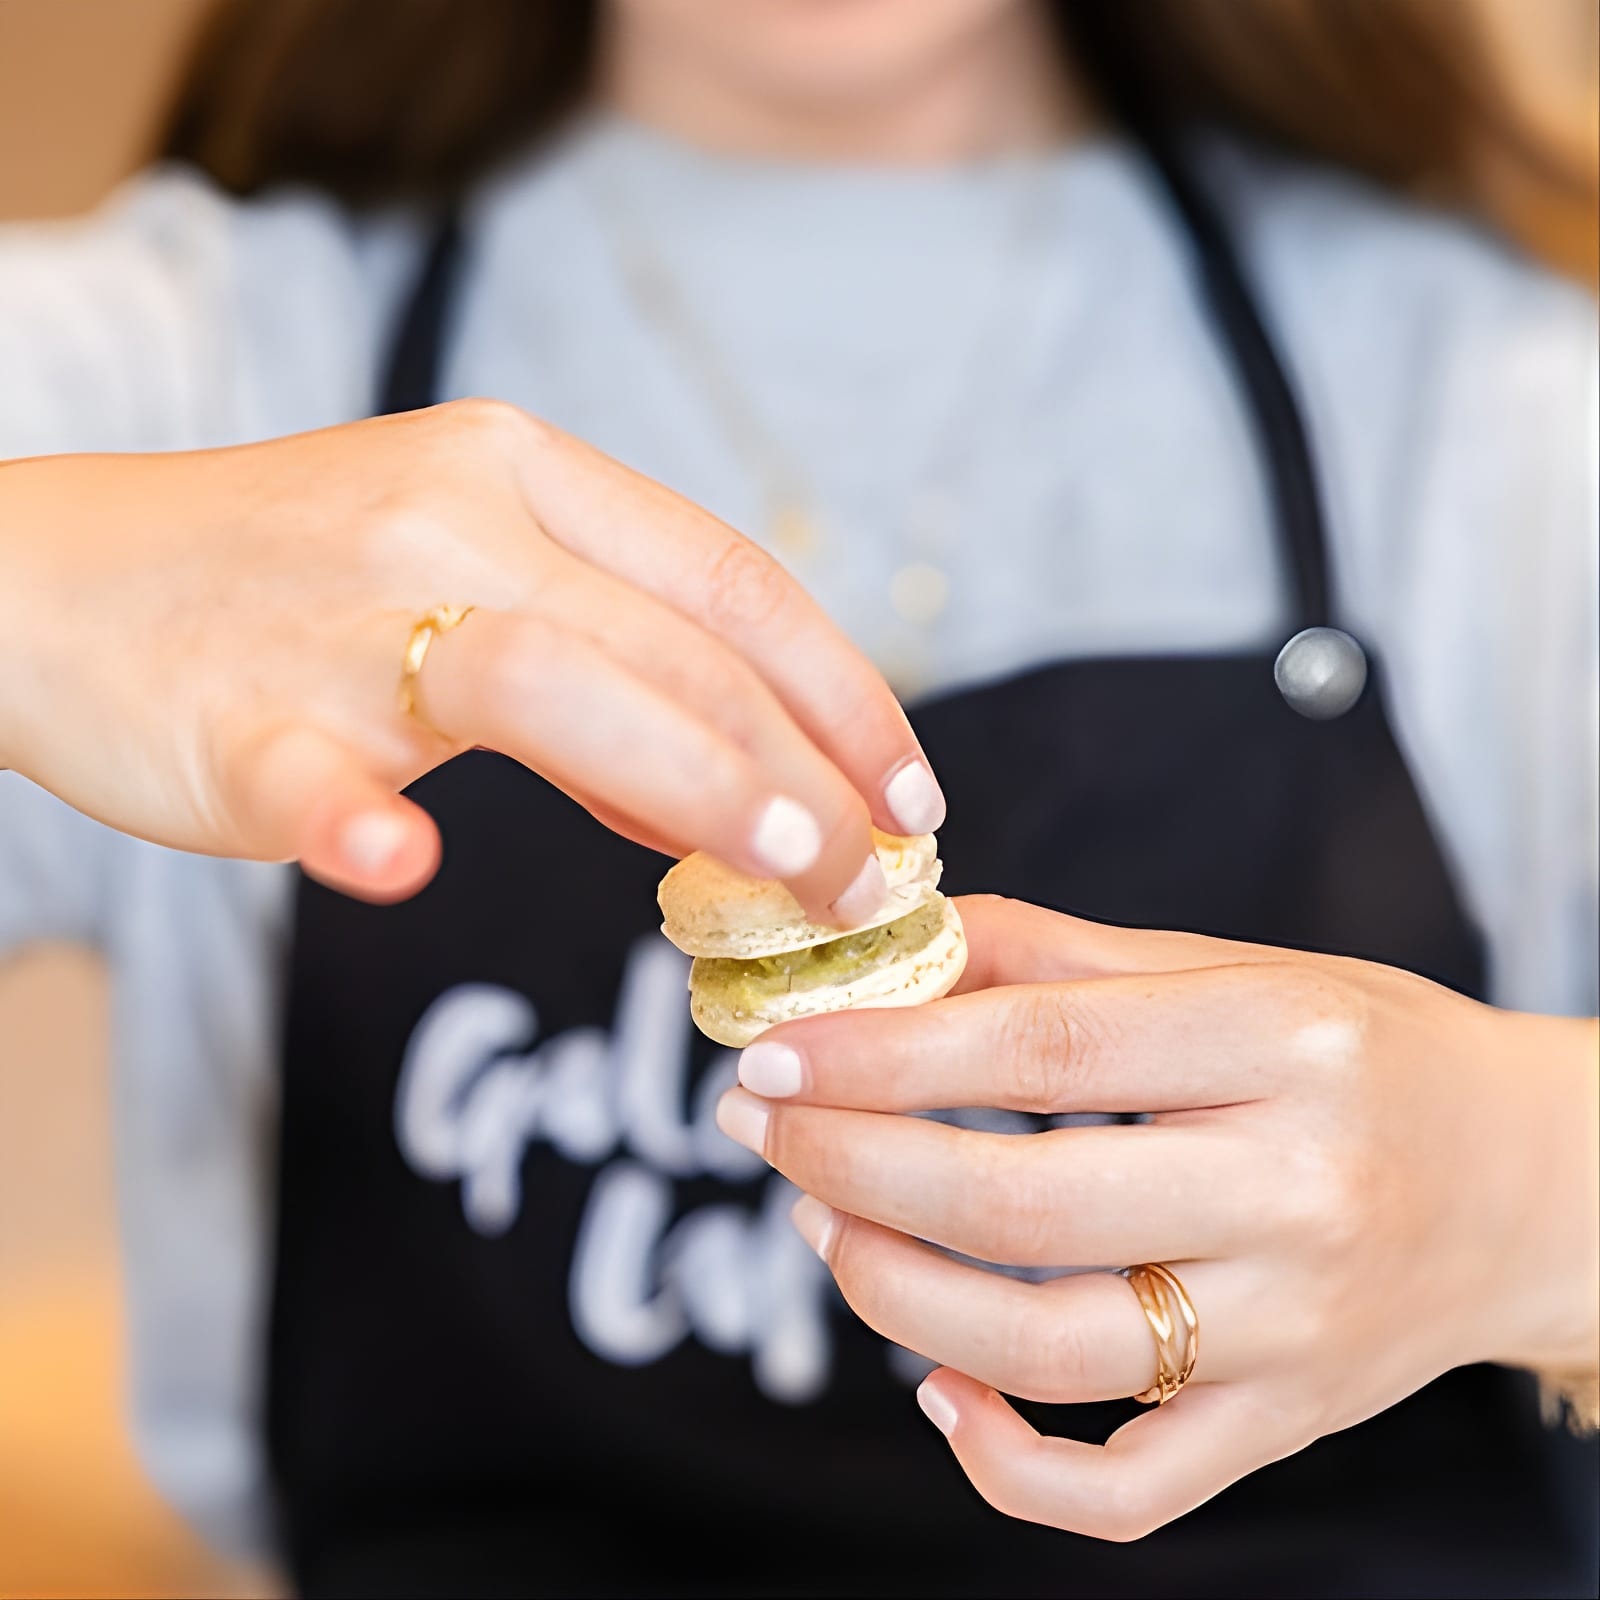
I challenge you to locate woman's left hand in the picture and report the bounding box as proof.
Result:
[714,895,1599,1540]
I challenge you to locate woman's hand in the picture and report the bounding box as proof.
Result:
[714,895,1600,1540]
[0,401,943,913]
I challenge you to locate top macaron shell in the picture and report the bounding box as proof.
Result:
[658,829,941,959]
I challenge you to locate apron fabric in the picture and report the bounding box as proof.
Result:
[268,178,1598,1598]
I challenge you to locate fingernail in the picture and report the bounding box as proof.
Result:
[916,1377,958,1436]
[829,853,888,927]
[790,1195,836,1262]
[340,811,409,874]
[884,760,946,835]
[715,1087,771,1157]
[751,796,824,877]
[739,1040,804,1098]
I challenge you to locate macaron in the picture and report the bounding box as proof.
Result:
[658,829,967,1048]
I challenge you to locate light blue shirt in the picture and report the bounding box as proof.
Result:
[1,118,1596,1558]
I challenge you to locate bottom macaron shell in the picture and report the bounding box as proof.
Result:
[689,902,967,1048]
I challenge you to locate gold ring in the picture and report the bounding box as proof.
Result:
[398,604,476,733]
[1120,1263,1199,1404]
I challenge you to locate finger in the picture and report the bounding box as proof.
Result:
[525,557,882,920]
[794,1200,1256,1400]
[739,968,1279,1114]
[419,608,846,890]
[232,722,441,902]
[917,1370,1307,1541]
[951,895,1275,994]
[720,1093,1256,1265]
[510,422,945,839]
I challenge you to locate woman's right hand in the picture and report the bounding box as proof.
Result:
[0,399,942,915]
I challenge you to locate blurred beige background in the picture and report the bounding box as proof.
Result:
[0,12,269,1600]
[0,2,1593,1597]
[0,0,207,219]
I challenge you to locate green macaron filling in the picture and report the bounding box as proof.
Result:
[692,894,946,1013]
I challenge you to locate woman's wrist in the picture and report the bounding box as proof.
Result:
[1485,1009,1599,1387]
[0,458,57,777]
[0,461,37,772]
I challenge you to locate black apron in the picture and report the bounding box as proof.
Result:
[268,160,1598,1599]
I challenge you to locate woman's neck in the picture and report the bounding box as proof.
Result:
[595,3,1085,165]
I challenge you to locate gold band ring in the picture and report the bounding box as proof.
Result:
[398,604,476,734]
[1120,1262,1200,1405]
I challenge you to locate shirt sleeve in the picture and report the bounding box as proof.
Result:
[0,164,388,460]
[0,171,198,946]
[0,772,114,952]
[1358,278,1599,1017]
[1224,150,1600,1016]
[0,171,226,458]
[0,167,394,953]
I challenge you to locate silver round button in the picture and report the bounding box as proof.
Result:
[1274,627,1368,720]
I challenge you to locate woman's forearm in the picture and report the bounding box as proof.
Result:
[0,454,95,780]
[1502,1009,1600,1428]
[0,456,45,774]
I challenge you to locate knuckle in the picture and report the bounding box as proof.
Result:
[1022,1304,1095,1402]
[814,780,874,846]
[829,673,905,754]
[1316,1160,1370,1257]
[966,1441,1043,1526]
[1001,986,1082,1112]
[436,395,548,452]
[512,406,562,457]
[768,1112,858,1209]
[704,538,793,634]
[988,1147,1062,1263]
[481,614,562,708]
[1094,1478,1163,1543]
[1275,1135,1364,1249]
[1277,1282,1340,1368]
[819,1220,880,1325]
[704,748,755,808]
[672,737,750,818]
[972,1470,1028,1525]
[1259,960,1370,1075]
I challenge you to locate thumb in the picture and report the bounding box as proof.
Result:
[233,723,441,902]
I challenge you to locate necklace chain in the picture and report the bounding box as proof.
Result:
[582,138,1058,686]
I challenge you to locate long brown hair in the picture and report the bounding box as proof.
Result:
[161,0,1595,278]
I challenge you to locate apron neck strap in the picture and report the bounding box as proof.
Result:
[376,210,466,417]
[1138,140,1334,631]
[374,137,1337,634]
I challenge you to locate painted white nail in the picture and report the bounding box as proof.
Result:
[739,1041,804,1098]
[790,1195,836,1263]
[917,1378,959,1437]
[715,1087,771,1157]
[884,760,946,835]
[340,811,409,875]
[829,853,888,927]
[751,796,824,877]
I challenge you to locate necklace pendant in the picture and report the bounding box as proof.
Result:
[770,499,820,560]
[889,561,951,626]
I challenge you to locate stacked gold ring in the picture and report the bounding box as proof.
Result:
[398,604,476,733]
[1120,1262,1200,1404]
